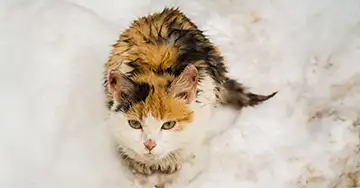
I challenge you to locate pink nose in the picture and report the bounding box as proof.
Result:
[143,139,157,151]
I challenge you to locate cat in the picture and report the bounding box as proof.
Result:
[103,7,276,188]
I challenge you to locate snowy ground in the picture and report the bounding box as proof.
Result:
[1,0,360,187]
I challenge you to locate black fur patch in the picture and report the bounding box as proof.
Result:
[110,81,151,113]
[165,28,227,84]
[221,78,277,109]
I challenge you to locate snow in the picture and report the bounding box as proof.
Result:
[1,0,360,187]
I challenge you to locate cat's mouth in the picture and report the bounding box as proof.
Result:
[144,151,156,156]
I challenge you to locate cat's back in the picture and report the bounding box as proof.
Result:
[105,7,213,76]
[123,7,198,44]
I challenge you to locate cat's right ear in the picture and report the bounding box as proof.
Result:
[107,69,135,103]
[168,64,198,104]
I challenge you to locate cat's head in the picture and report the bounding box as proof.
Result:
[106,64,203,160]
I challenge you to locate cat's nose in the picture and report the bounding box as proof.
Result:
[143,139,157,151]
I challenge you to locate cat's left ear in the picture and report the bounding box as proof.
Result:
[169,64,198,104]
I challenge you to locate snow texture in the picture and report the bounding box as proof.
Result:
[1,0,360,187]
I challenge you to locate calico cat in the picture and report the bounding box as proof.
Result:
[103,7,276,188]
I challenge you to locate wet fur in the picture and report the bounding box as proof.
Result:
[103,7,276,188]
[104,7,276,112]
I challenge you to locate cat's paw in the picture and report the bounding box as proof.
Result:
[132,178,156,188]
[132,183,154,188]
[131,180,145,188]
[155,184,164,188]
[165,181,189,188]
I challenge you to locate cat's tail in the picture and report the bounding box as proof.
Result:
[217,78,277,109]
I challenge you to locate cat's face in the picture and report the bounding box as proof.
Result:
[107,64,201,160]
[110,90,195,159]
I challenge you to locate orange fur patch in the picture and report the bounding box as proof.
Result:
[134,72,173,87]
[126,86,194,128]
[127,44,178,72]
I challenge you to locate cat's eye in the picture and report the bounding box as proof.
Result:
[128,120,142,129]
[161,121,176,130]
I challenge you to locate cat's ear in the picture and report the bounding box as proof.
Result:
[107,69,135,103]
[169,64,198,103]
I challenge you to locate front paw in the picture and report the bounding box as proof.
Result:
[132,183,154,188]
[155,184,164,188]
[131,181,142,188]
[132,180,151,188]
[166,182,186,188]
